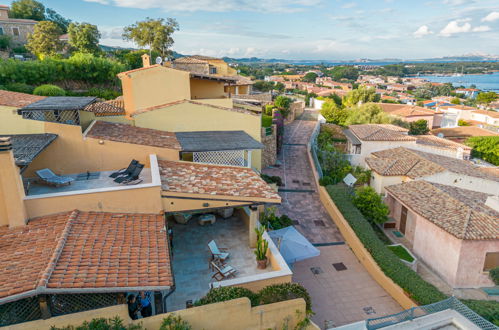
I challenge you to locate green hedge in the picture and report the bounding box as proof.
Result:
[262,114,273,128]
[326,184,499,323]
[195,283,311,312]
[34,84,66,96]
[0,53,126,86]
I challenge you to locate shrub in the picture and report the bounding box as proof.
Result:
[352,186,389,224]
[85,87,121,100]
[195,286,259,307]
[458,119,471,126]
[258,283,312,312]
[264,104,275,116]
[262,114,273,128]
[490,267,499,285]
[319,176,334,186]
[34,84,66,96]
[261,174,282,186]
[461,300,499,326]
[160,314,191,330]
[4,82,34,94]
[465,136,499,165]
[274,95,292,118]
[260,207,293,230]
[50,316,143,330]
[0,35,11,50]
[408,119,429,135]
[327,184,447,305]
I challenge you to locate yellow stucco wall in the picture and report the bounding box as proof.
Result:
[133,102,262,170]
[23,122,180,176]
[205,59,237,76]
[162,197,250,212]
[190,79,225,99]
[24,185,163,218]
[0,106,44,134]
[6,298,318,330]
[195,98,233,108]
[120,66,191,114]
[0,149,27,227]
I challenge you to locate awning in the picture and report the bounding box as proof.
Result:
[17,96,97,113]
[268,226,320,265]
[176,130,263,152]
[343,129,361,145]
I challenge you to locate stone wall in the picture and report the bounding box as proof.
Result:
[0,22,35,44]
[284,100,305,125]
[261,124,277,169]
[172,62,209,75]
[234,92,272,103]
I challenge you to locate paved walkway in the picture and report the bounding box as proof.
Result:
[263,114,403,328]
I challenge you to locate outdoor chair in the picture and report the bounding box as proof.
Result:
[109,159,139,178]
[211,261,236,281]
[36,168,74,187]
[114,163,144,185]
[208,240,230,262]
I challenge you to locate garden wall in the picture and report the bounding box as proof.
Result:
[306,122,417,310]
[261,125,277,168]
[5,298,319,330]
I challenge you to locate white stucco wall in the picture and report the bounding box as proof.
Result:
[422,171,499,195]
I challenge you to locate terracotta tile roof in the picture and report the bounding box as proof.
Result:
[385,181,498,240]
[348,124,414,142]
[190,55,221,61]
[439,105,476,111]
[86,121,181,150]
[174,57,208,64]
[0,90,46,108]
[431,126,499,138]
[378,103,440,117]
[472,109,499,118]
[370,147,499,181]
[83,98,125,116]
[118,64,161,77]
[0,210,171,302]
[232,75,254,86]
[158,160,281,202]
[133,99,260,117]
[415,135,471,151]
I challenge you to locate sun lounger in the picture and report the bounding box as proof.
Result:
[114,163,144,185]
[109,159,139,178]
[36,168,74,187]
[208,240,230,262]
[211,261,236,281]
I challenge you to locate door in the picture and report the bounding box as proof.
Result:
[399,206,408,234]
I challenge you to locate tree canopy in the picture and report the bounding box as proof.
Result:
[68,22,101,54]
[327,66,359,81]
[465,136,499,165]
[26,21,63,58]
[302,72,318,83]
[343,86,380,107]
[343,103,391,126]
[408,119,429,135]
[476,92,497,106]
[9,0,45,20]
[321,100,348,126]
[45,8,71,33]
[123,17,179,57]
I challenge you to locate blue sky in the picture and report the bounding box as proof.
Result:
[15,0,499,60]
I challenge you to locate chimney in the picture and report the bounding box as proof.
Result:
[0,137,28,227]
[142,54,151,68]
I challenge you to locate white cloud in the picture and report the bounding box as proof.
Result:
[83,0,321,13]
[341,2,357,9]
[438,20,471,36]
[442,0,468,5]
[482,11,499,22]
[413,25,433,38]
[472,25,491,32]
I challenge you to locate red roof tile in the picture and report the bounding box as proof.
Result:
[86,121,181,150]
[0,90,46,108]
[159,160,281,202]
[0,211,172,302]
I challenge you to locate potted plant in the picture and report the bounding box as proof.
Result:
[254,227,269,269]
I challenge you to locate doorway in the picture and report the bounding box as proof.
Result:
[400,206,408,235]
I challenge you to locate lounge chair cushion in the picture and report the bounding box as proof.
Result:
[36,169,74,185]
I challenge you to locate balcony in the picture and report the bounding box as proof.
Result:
[165,208,291,311]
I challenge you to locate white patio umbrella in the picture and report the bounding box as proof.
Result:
[268,226,320,265]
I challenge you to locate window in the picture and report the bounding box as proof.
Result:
[209,67,217,74]
[0,27,3,35]
[12,27,19,36]
[483,252,499,271]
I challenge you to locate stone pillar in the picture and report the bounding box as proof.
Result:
[248,205,259,248]
[0,138,28,227]
[142,54,151,68]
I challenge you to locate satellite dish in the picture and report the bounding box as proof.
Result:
[343,173,357,187]
[437,133,444,138]
[155,56,163,65]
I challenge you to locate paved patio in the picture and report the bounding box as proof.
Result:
[293,245,403,328]
[165,213,272,311]
[25,168,152,196]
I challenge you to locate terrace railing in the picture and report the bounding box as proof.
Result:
[365,297,497,330]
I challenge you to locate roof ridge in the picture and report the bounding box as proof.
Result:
[461,209,473,239]
[382,159,399,175]
[36,210,79,289]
